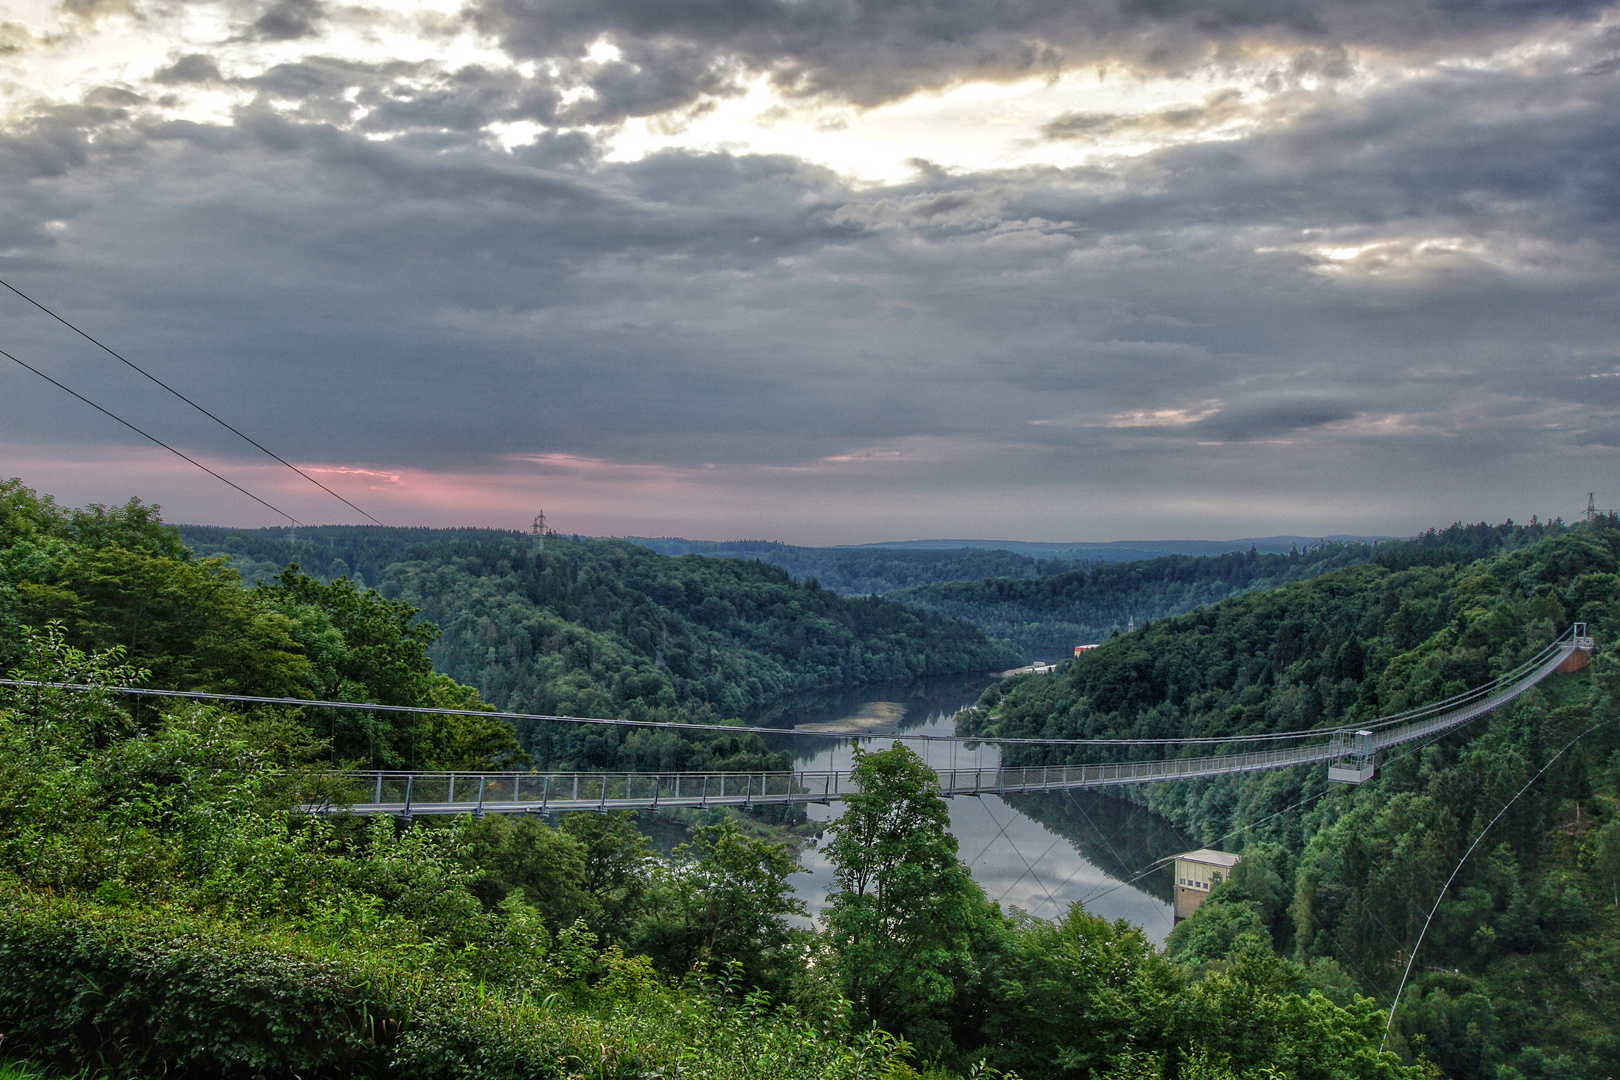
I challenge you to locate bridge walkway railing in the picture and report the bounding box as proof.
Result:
[316,631,1583,817]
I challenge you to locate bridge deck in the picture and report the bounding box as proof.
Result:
[315,639,1581,817]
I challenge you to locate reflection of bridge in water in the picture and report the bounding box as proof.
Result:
[321,626,1591,818]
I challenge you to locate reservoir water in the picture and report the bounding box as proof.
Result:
[751,672,1190,944]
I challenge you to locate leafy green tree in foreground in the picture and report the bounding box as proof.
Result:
[976,907,1177,1079]
[257,566,526,770]
[822,744,999,1062]
[636,818,809,988]
[0,480,522,772]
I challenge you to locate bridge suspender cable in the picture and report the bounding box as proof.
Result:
[0,278,384,525]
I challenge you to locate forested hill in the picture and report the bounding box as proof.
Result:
[182,526,1072,596]
[178,523,1021,727]
[893,520,1569,654]
[624,534,1382,595]
[973,518,1620,1077]
[3,480,1014,773]
[626,538,1072,594]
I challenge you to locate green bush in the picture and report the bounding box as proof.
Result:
[0,885,910,1080]
[0,890,398,1078]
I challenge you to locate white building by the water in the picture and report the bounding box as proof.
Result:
[1172,849,1242,921]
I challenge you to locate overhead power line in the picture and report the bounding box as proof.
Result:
[0,278,383,525]
[0,346,303,526]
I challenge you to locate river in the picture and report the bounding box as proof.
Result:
[750,672,1191,944]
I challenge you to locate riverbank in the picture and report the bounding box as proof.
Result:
[794,700,906,734]
[999,661,1061,677]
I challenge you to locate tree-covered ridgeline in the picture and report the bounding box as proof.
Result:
[190,528,1332,602]
[975,519,1620,1078]
[895,519,1573,655]
[626,536,1391,595]
[373,533,1019,728]
[4,478,1016,773]
[177,520,1022,730]
[181,525,1076,598]
[626,538,1080,595]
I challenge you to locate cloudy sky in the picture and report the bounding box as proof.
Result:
[1,0,1617,543]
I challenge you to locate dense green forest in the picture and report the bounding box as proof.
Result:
[895,521,1571,654]
[177,520,1018,769]
[973,518,1620,1078]
[0,481,524,772]
[630,537,1376,592]
[624,538,1076,594]
[0,482,1014,773]
[0,479,1427,1078]
[178,526,1071,598]
[185,525,1377,603]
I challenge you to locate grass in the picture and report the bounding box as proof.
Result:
[0,1061,105,1079]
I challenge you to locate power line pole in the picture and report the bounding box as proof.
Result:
[1587,493,1597,523]
[533,510,546,552]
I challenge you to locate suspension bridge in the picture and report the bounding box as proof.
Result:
[307,624,1593,818]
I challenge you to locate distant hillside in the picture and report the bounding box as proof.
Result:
[625,538,1069,594]
[891,522,1561,655]
[177,524,1022,767]
[893,543,1376,655]
[621,533,1389,598]
[851,535,1386,559]
[175,523,525,588]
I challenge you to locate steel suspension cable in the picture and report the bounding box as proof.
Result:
[0,633,1577,751]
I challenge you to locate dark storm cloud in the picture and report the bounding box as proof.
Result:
[58,0,136,18]
[1042,89,1254,141]
[1184,400,1361,441]
[467,0,1611,118]
[154,55,225,85]
[3,2,1619,533]
[249,0,326,42]
[556,43,741,124]
[221,56,576,141]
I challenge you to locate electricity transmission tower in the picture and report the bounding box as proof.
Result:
[533,510,547,552]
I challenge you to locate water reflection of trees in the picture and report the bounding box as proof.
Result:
[998,790,1191,905]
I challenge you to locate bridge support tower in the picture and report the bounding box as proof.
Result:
[1558,622,1595,673]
